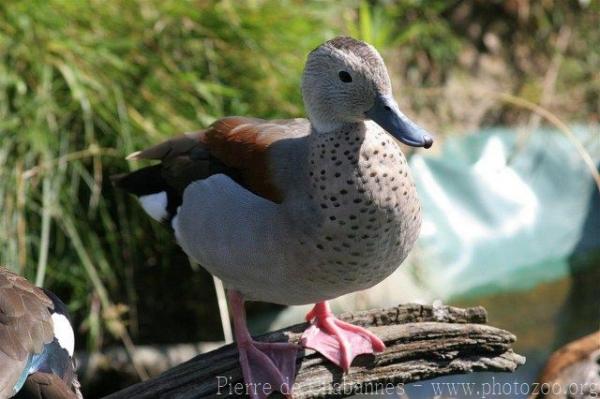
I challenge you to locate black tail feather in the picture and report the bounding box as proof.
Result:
[112,165,182,222]
[111,164,167,196]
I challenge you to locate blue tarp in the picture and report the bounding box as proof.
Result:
[411,125,600,300]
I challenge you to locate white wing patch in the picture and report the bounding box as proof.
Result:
[171,207,181,242]
[139,192,168,221]
[51,313,75,357]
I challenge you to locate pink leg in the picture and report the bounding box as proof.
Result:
[229,290,298,399]
[301,301,385,371]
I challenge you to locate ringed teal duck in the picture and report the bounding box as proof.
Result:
[0,267,81,399]
[115,36,433,398]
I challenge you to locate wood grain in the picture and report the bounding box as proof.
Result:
[103,303,525,399]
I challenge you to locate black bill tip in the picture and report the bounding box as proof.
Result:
[423,134,433,149]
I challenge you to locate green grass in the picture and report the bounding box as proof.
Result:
[0,0,339,350]
[0,0,596,355]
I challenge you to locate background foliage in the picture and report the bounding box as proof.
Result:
[0,0,597,393]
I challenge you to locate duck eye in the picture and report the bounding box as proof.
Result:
[338,71,352,83]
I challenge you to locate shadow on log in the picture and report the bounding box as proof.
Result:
[103,303,525,398]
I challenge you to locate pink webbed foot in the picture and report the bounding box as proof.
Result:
[301,302,385,370]
[228,290,299,399]
[237,340,298,399]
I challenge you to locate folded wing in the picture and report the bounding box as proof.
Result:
[114,116,309,222]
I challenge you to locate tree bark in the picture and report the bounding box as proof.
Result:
[103,303,525,399]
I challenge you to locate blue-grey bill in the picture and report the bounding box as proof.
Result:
[365,95,433,148]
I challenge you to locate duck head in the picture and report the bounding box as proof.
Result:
[302,36,433,149]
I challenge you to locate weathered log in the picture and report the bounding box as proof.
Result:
[103,303,525,399]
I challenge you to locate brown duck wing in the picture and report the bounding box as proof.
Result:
[203,117,294,203]
[114,116,309,221]
[0,267,54,398]
[14,373,79,399]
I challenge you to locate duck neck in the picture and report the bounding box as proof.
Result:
[308,121,367,159]
[305,121,368,197]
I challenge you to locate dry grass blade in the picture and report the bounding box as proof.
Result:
[22,147,120,180]
[490,91,600,193]
[61,214,150,381]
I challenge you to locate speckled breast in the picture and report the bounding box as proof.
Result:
[282,123,422,304]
